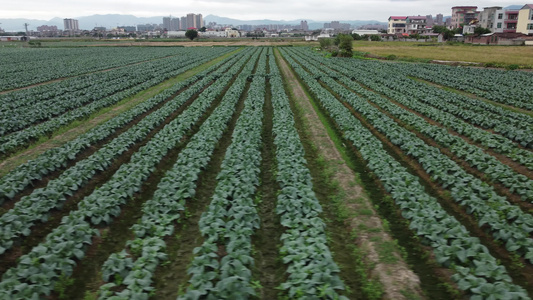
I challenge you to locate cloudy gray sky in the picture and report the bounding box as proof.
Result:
[0,0,525,21]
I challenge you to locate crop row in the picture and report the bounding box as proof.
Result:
[269,55,346,299]
[182,50,266,298]
[300,55,533,264]
[293,48,533,169]
[289,49,533,203]
[281,47,529,299]
[0,47,193,91]
[0,48,232,137]
[331,58,533,148]
[0,48,243,204]
[394,62,533,111]
[0,49,232,155]
[337,77,533,200]
[0,48,253,299]
[0,47,232,113]
[0,62,230,255]
[97,49,260,299]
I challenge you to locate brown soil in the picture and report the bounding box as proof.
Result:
[276,50,423,300]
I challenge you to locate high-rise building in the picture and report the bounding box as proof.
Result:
[426,15,434,26]
[180,17,187,30]
[435,14,444,25]
[163,17,172,31]
[187,13,196,28]
[301,20,309,31]
[195,14,204,29]
[63,18,79,31]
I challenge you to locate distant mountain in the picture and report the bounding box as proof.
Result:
[204,14,386,30]
[77,14,164,29]
[0,14,386,32]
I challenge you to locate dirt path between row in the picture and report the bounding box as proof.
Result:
[276,50,424,300]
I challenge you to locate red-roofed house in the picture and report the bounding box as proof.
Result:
[388,16,407,34]
[517,4,533,34]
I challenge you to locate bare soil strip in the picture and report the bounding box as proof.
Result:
[276,49,424,300]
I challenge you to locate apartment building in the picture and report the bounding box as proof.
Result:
[388,16,407,34]
[479,6,502,29]
[517,4,533,34]
[450,6,480,28]
[63,18,79,31]
[405,16,428,34]
[492,6,521,33]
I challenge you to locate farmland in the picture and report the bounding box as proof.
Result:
[0,44,532,300]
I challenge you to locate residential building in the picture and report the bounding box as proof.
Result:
[195,14,204,29]
[163,17,172,30]
[435,14,444,25]
[118,26,136,33]
[493,6,521,33]
[225,28,240,38]
[63,18,79,31]
[388,16,407,34]
[406,16,427,34]
[450,6,480,29]
[517,4,533,34]
[201,30,226,38]
[180,17,187,30]
[352,29,380,36]
[465,32,533,44]
[426,15,434,26]
[137,24,156,32]
[323,21,350,30]
[301,20,309,31]
[37,25,58,32]
[479,6,502,29]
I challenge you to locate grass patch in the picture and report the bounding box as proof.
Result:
[352,41,533,67]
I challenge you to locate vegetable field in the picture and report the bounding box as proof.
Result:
[0,45,533,300]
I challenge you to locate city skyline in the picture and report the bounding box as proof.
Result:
[0,0,527,23]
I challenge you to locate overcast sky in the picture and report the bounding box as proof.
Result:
[0,0,525,21]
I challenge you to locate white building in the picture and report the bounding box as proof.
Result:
[352,29,380,35]
[63,18,79,31]
[200,30,226,38]
[225,28,240,38]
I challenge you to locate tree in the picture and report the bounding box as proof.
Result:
[337,34,353,57]
[369,34,382,41]
[319,38,333,50]
[199,27,207,32]
[474,27,491,35]
[185,29,198,41]
[351,33,363,40]
[432,25,448,33]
